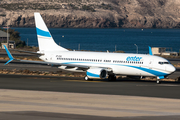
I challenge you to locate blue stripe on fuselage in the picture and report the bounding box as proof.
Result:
[121,65,168,76]
[60,62,168,76]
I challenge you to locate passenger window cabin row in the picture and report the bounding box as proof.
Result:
[57,57,103,62]
[113,60,143,64]
[57,58,143,64]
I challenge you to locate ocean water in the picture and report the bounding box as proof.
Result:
[13,28,180,54]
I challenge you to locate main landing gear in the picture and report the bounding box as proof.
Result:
[108,74,116,81]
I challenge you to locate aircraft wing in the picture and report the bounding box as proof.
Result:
[9,49,44,55]
[19,59,89,69]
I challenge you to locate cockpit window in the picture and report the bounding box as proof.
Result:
[158,62,169,65]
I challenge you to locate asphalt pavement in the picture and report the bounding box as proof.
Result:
[0,74,180,99]
[1,74,180,120]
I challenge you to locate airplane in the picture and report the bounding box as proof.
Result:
[3,12,176,84]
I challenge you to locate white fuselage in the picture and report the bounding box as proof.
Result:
[39,51,175,77]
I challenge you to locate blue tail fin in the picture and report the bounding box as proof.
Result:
[34,12,68,52]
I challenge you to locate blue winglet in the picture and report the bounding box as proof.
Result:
[3,45,14,65]
[149,46,153,55]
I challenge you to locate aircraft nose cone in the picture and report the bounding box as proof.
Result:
[169,65,176,73]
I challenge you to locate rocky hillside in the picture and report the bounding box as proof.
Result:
[0,0,180,28]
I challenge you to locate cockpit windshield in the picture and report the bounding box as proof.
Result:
[158,62,170,65]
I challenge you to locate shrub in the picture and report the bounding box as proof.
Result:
[82,5,95,12]
[0,28,26,48]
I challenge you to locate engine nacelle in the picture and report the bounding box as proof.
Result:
[86,68,107,79]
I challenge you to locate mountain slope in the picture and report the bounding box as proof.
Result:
[0,0,180,28]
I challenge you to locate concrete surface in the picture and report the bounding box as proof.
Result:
[1,89,180,119]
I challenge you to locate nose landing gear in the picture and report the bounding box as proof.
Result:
[156,80,161,84]
[157,76,164,84]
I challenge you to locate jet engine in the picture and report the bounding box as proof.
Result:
[86,68,107,79]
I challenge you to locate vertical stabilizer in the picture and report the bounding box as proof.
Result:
[34,12,68,52]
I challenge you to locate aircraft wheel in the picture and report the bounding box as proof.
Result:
[84,76,89,81]
[108,75,116,81]
[157,80,161,84]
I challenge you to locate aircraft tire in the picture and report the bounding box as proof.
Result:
[108,75,116,81]
[84,76,89,81]
[157,80,161,84]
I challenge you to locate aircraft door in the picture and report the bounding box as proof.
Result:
[50,54,53,60]
[149,59,153,69]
